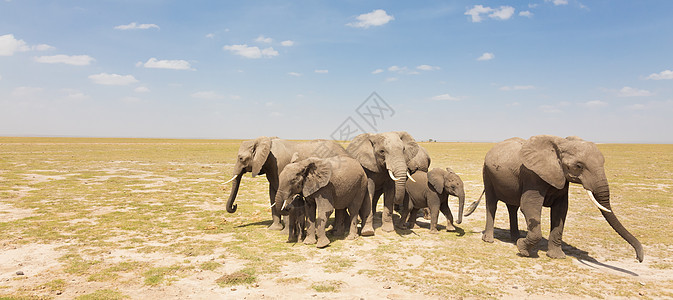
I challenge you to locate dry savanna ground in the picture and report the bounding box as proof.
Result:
[0,137,672,299]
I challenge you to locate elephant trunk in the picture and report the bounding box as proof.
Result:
[389,162,407,205]
[274,189,291,216]
[593,184,644,262]
[225,165,246,213]
[456,191,465,224]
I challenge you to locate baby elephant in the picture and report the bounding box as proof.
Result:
[400,168,465,233]
[275,156,374,248]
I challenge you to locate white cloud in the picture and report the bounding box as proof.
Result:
[417,64,440,71]
[288,72,302,77]
[372,69,384,74]
[0,34,30,56]
[583,100,608,108]
[33,44,54,51]
[114,22,160,30]
[140,58,194,70]
[519,11,533,17]
[388,65,403,72]
[223,44,279,59]
[347,9,394,28]
[281,40,294,47]
[88,73,138,86]
[617,86,654,97]
[431,94,460,101]
[191,91,225,100]
[255,35,273,43]
[465,5,515,22]
[60,88,89,101]
[546,0,569,6]
[500,85,535,91]
[34,54,95,66]
[465,5,492,23]
[134,86,150,93]
[315,69,328,74]
[385,77,399,82]
[205,33,215,39]
[477,52,495,61]
[0,34,54,56]
[646,70,673,80]
[489,6,515,20]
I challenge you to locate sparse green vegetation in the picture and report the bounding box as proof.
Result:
[0,137,671,298]
[215,268,256,286]
[311,280,344,293]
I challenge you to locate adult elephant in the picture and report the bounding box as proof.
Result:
[224,137,348,230]
[466,135,643,262]
[347,131,430,232]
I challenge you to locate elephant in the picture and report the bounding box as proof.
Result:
[346,131,431,232]
[400,168,465,233]
[283,195,307,243]
[224,137,349,231]
[464,135,643,262]
[275,156,374,248]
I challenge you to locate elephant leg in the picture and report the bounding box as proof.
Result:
[316,199,333,248]
[287,208,298,243]
[381,183,395,232]
[506,204,520,243]
[483,182,497,243]
[429,206,440,234]
[547,195,568,259]
[346,202,360,240]
[517,190,544,257]
[371,186,383,219]
[333,209,346,236]
[407,207,419,229]
[359,191,375,236]
[398,193,411,229]
[303,200,317,245]
[268,184,284,231]
[439,201,455,232]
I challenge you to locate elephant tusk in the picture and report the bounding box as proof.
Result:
[585,189,612,213]
[407,171,416,183]
[388,169,401,181]
[281,199,289,211]
[223,175,237,185]
[270,203,276,208]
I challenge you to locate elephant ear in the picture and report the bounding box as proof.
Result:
[427,168,445,193]
[520,135,566,189]
[398,132,430,172]
[251,136,272,177]
[290,152,300,163]
[302,158,332,197]
[346,133,378,172]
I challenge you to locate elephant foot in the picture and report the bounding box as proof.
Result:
[546,247,566,259]
[303,236,317,245]
[381,221,395,232]
[482,233,494,243]
[446,224,456,231]
[429,228,439,234]
[346,233,358,240]
[287,236,298,243]
[317,237,330,248]
[361,226,375,237]
[268,222,284,231]
[280,227,289,235]
[516,238,531,257]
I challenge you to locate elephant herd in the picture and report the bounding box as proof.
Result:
[223,132,644,262]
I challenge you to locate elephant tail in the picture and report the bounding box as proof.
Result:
[463,190,484,217]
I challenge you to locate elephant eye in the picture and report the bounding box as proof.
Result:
[576,163,583,169]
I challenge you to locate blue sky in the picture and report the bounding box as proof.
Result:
[1,1,672,143]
